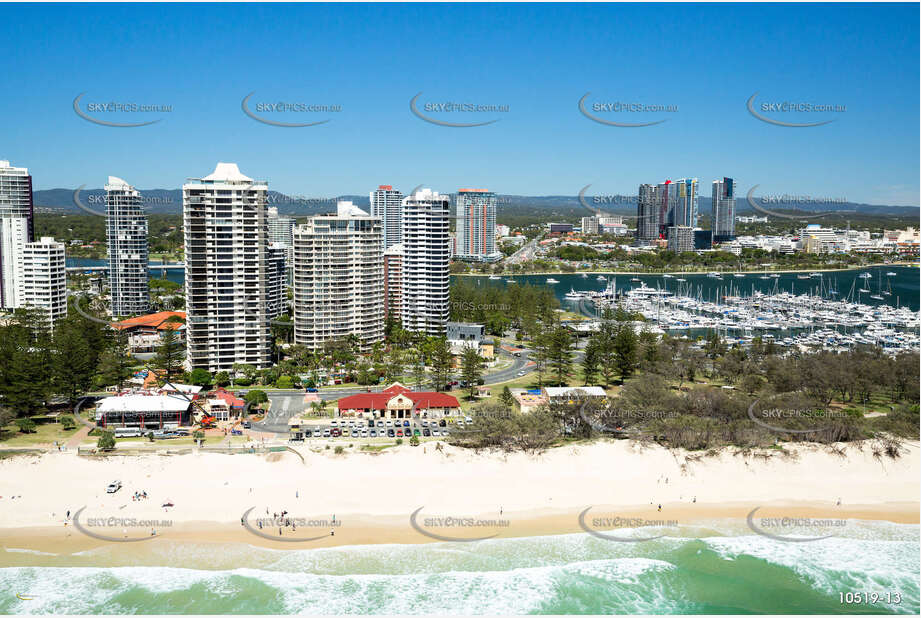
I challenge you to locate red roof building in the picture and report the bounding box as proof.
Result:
[337,383,460,419]
[211,387,246,410]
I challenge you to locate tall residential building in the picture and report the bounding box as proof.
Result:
[455,189,500,262]
[0,160,34,309]
[581,216,599,235]
[636,183,659,241]
[266,206,295,246]
[266,206,295,279]
[266,244,287,321]
[292,201,383,350]
[17,237,67,328]
[383,243,404,322]
[105,176,149,316]
[183,162,271,372]
[666,226,694,252]
[711,177,736,244]
[401,188,450,334]
[369,185,404,249]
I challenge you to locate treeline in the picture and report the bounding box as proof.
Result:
[453,309,919,452]
[449,279,560,335]
[34,214,183,256]
[0,308,135,423]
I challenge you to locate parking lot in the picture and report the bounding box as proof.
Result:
[290,417,474,440]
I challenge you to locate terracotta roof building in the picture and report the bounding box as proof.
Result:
[337,383,460,419]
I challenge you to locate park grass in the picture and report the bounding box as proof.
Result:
[0,422,78,447]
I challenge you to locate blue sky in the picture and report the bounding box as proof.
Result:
[1,3,918,205]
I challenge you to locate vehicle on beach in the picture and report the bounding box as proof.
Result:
[106,481,122,493]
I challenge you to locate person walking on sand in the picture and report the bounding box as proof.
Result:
[657,504,662,512]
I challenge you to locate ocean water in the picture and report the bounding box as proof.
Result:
[1,520,917,614]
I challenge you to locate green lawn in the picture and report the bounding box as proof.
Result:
[0,422,79,446]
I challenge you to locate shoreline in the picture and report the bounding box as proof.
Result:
[1,501,917,556]
[456,263,918,277]
[0,439,917,557]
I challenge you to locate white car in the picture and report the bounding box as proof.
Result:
[431,430,440,437]
[517,371,526,377]
[464,416,473,423]
[348,420,356,426]
[106,480,122,493]
[385,420,393,427]
[361,430,369,437]
[330,420,338,427]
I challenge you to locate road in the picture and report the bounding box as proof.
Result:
[250,346,536,434]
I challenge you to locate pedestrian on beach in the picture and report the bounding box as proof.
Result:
[657,504,662,512]
[330,528,335,537]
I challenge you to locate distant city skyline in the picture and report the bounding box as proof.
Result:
[1,3,918,206]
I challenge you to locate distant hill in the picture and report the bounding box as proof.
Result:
[33,188,917,217]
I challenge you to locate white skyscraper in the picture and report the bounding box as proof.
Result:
[183,162,271,372]
[17,237,67,328]
[454,189,501,262]
[0,160,34,309]
[400,188,450,334]
[369,185,403,249]
[106,176,149,316]
[292,201,383,350]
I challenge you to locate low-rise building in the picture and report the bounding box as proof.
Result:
[114,311,186,353]
[510,388,548,414]
[446,321,485,343]
[337,383,460,420]
[95,393,193,429]
[544,386,607,404]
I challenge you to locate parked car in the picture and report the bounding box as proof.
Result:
[413,429,421,436]
[305,387,318,393]
[387,429,395,437]
[323,429,331,437]
[431,430,440,437]
[421,421,429,427]
[106,480,122,493]
[368,419,375,428]
[369,429,377,438]
[242,421,251,429]
[402,420,410,427]
[330,420,338,427]
[439,419,447,427]
[423,429,431,437]
[330,428,341,437]
[396,429,404,437]
[385,420,393,427]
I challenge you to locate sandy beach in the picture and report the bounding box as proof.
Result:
[1,439,917,554]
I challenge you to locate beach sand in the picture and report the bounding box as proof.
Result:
[1,439,917,554]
